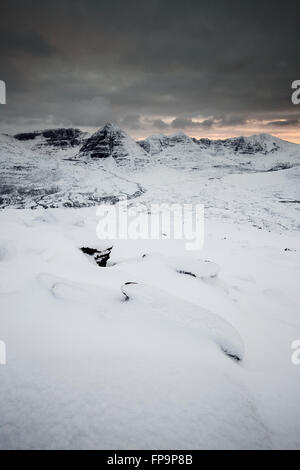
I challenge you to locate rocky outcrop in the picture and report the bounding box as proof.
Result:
[138,132,194,155]
[80,123,150,167]
[80,124,120,159]
[15,128,85,148]
[80,246,113,267]
[195,134,282,155]
[140,132,290,157]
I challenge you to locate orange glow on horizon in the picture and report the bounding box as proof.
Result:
[133,126,300,144]
[84,122,300,144]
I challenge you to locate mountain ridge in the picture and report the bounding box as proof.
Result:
[0,124,299,230]
[10,123,299,150]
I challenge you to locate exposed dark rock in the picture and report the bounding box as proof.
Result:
[138,135,170,154]
[268,163,297,172]
[280,200,300,204]
[138,133,193,155]
[224,136,268,154]
[177,270,197,278]
[196,135,282,155]
[14,132,38,141]
[80,246,113,267]
[140,132,286,157]
[15,128,85,148]
[80,123,148,166]
[222,349,241,362]
[80,124,119,159]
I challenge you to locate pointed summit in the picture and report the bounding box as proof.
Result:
[80,123,150,167]
[93,122,122,136]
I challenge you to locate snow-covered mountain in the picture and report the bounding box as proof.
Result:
[139,131,195,155]
[80,123,150,168]
[140,132,297,157]
[139,132,300,172]
[15,128,87,148]
[196,133,290,155]
[0,126,145,209]
[1,124,300,449]
[0,125,300,231]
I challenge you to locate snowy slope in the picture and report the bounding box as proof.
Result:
[0,130,145,209]
[139,131,195,155]
[0,208,300,449]
[134,132,300,232]
[139,132,300,172]
[134,163,300,232]
[1,124,300,449]
[1,126,300,220]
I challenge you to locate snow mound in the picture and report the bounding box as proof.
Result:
[168,256,219,279]
[1,209,300,449]
[121,282,244,361]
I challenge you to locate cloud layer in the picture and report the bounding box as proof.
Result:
[0,0,299,140]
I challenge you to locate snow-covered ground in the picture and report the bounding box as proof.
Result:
[136,164,300,232]
[0,207,300,449]
[0,126,300,449]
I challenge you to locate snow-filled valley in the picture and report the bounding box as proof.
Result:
[0,124,300,449]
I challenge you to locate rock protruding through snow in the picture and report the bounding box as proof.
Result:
[15,128,86,148]
[80,246,113,267]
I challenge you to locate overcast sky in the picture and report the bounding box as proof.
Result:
[0,0,299,141]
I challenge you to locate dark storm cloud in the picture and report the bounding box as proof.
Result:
[171,115,246,129]
[0,0,299,134]
[266,119,300,127]
[151,119,169,131]
[171,117,215,129]
[171,118,199,129]
[0,30,57,58]
[120,114,142,129]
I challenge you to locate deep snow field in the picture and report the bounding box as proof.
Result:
[0,206,300,450]
[0,127,300,449]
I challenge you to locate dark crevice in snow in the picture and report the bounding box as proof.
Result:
[279,200,300,204]
[222,348,241,362]
[177,270,197,278]
[121,282,138,301]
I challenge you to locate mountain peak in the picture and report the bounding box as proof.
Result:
[80,123,150,167]
[139,131,195,155]
[99,122,122,133]
[170,130,188,138]
[92,122,130,137]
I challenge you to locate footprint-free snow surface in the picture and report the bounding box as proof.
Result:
[1,125,300,449]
